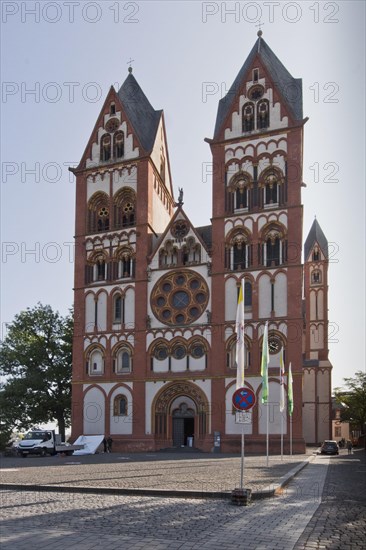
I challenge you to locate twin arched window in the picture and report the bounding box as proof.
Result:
[242,99,269,133]
[100,131,124,162]
[87,188,136,234]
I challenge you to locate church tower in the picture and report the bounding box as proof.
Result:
[206,31,306,452]
[302,219,332,444]
[71,67,175,445]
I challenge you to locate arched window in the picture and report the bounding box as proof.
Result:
[114,346,133,374]
[87,347,104,375]
[87,192,110,233]
[100,134,111,161]
[113,294,123,323]
[115,247,135,278]
[182,237,201,265]
[226,336,250,369]
[244,281,252,309]
[114,131,124,158]
[226,230,251,271]
[242,102,254,132]
[262,171,282,207]
[113,395,128,416]
[227,172,251,213]
[113,187,136,229]
[257,99,269,129]
[110,103,116,116]
[260,224,287,267]
[313,248,320,261]
[311,270,322,284]
[159,240,178,267]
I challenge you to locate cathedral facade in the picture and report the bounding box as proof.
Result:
[71,34,332,453]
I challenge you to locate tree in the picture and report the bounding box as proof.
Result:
[334,371,366,434]
[0,303,73,441]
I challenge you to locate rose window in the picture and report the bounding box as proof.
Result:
[151,270,209,326]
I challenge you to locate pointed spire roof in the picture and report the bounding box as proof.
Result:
[304,218,328,260]
[213,36,303,139]
[118,72,162,153]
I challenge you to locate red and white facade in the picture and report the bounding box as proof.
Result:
[71,36,332,452]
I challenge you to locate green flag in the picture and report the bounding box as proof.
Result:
[288,362,293,416]
[261,321,269,403]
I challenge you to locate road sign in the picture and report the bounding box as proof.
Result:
[235,411,252,424]
[232,387,256,411]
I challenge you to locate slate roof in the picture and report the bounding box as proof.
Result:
[195,225,212,250]
[304,219,329,260]
[214,36,303,139]
[118,73,162,153]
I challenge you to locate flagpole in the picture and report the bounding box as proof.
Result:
[240,425,244,489]
[290,414,293,456]
[266,402,269,466]
[281,411,283,461]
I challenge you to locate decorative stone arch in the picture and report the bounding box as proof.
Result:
[152,381,209,447]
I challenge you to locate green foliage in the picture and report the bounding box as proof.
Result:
[0,303,73,443]
[334,371,366,432]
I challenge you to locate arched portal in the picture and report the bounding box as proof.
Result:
[152,381,209,449]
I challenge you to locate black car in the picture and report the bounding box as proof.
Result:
[320,440,339,455]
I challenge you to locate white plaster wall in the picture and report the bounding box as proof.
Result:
[112,166,137,194]
[152,187,173,234]
[83,386,105,435]
[318,290,324,320]
[85,293,95,332]
[317,370,330,401]
[258,381,285,435]
[97,292,107,331]
[153,358,169,373]
[258,274,271,318]
[318,404,331,442]
[303,370,316,401]
[303,403,316,443]
[109,385,133,435]
[225,278,238,321]
[311,325,324,349]
[274,272,287,316]
[87,173,110,202]
[171,357,186,373]
[189,357,206,371]
[125,287,135,328]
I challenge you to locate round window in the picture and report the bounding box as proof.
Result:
[150,270,209,326]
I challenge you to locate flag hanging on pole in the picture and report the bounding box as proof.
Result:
[261,321,269,403]
[235,280,245,389]
[288,362,293,416]
[279,347,285,412]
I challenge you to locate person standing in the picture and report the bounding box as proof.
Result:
[347,440,353,454]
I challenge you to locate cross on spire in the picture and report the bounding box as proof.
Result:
[255,21,264,37]
[127,58,134,73]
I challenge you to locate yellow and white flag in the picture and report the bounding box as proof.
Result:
[235,280,245,389]
[279,347,285,412]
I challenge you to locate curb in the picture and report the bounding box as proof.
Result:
[0,458,312,501]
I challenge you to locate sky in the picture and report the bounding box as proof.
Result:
[1,0,365,391]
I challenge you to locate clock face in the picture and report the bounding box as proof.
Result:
[268,337,282,355]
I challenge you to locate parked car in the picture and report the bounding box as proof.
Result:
[321,440,339,455]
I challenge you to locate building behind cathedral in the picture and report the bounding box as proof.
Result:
[71,34,332,453]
